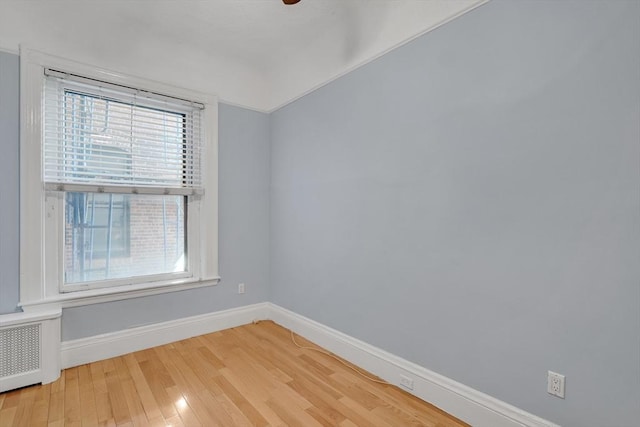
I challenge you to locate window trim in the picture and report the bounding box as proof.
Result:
[19,47,219,309]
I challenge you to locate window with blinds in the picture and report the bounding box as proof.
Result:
[43,69,203,195]
[42,69,204,289]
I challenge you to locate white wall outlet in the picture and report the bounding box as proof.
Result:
[238,283,245,294]
[399,374,414,390]
[547,371,565,398]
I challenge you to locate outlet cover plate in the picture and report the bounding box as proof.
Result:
[399,374,414,390]
[547,371,565,398]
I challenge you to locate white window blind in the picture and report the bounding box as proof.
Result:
[43,69,204,195]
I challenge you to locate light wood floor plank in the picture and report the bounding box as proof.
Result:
[265,397,324,427]
[77,364,99,427]
[103,364,132,426]
[1,321,468,427]
[62,368,80,427]
[46,391,64,426]
[218,366,287,426]
[163,386,201,427]
[29,383,51,427]
[136,358,176,422]
[153,344,221,426]
[211,373,270,427]
[211,391,254,427]
[13,384,36,427]
[122,354,163,424]
[0,406,17,427]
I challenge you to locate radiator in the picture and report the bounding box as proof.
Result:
[0,309,61,393]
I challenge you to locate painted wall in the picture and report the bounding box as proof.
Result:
[0,54,271,335]
[0,52,20,314]
[270,1,640,426]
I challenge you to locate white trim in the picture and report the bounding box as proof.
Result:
[61,302,269,368]
[199,99,219,281]
[19,277,220,309]
[20,47,46,303]
[267,303,559,427]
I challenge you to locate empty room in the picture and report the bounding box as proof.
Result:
[0,0,638,426]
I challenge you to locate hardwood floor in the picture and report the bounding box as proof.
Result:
[0,321,468,426]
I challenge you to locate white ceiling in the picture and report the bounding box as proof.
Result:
[0,0,486,112]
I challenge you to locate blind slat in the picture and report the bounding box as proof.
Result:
[43,75,204,191]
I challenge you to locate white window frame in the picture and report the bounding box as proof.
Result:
[19,48,219,309]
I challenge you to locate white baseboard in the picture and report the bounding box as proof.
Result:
[61,302,269,369]
[266,303,559,427]
[60,301,557,427]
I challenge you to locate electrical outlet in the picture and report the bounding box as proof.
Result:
[399,374,414,390]
[547,371,565,398]
[238,283,245,294]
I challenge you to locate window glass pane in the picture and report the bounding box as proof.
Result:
[65,192,186,284]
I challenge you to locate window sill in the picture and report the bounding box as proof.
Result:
[19,276,221,309]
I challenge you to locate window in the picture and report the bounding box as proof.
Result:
[20,49,218,307]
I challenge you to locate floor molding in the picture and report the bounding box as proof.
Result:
[60,302,269,369]
[61,301,558,427]
[267,303,559,427]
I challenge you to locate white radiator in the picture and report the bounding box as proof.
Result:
[0,309,61,393]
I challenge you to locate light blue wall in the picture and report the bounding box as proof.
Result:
[0,52,20,314]
[62,103,271,340]
[270,1,640,426]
